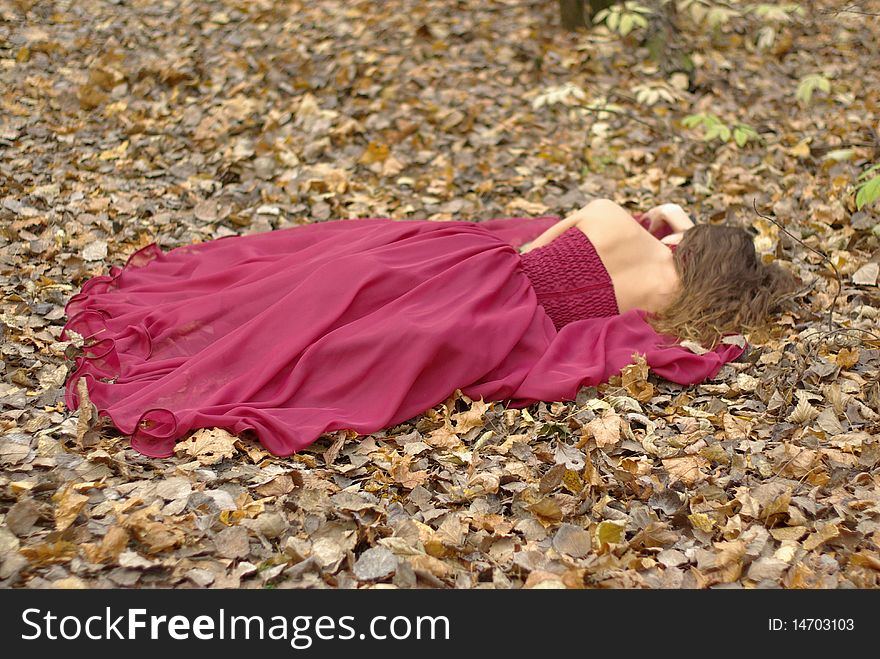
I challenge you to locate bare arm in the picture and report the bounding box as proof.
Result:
[520,199,635,254]
[643,204,695,235]
[519,212,583,254]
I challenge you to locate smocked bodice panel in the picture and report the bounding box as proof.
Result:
[519,227,620,331]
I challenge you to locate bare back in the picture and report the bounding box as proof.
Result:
[574,209,681,314]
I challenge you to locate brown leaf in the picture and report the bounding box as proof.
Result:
[6,498,40,536]
[528,496,564,523]
[389,452,429,489]
[661,455,710,486]
[19,541,77,567]
[175,428,237,465]
[722,412,753,441]
[255,472,301,497]
[53,487,89,532]
[451,398,489,434]
[834,347,860,369]
[586,410,621,449]
[75,378,93,447]
[620,353,654,402]
[552,524,592,558]
[323,431,347,466]
[82,526,130,563]
[425,421,461,449]
[803,522,839,551]
[769,443,817,478]
[359,141,390,165]
[215,525,251,559]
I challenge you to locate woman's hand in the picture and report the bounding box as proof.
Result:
[660,231,685,245]
[643,203,695,236]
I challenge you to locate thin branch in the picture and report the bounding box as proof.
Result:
[751,199,842,333]
[799,326,880,346]
[820,6,880,17]
[580,103,674,138]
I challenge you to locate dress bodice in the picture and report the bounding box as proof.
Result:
[519,227,620,331]
[519,226,677,331]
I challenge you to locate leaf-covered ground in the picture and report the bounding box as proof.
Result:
[1,0,879,589]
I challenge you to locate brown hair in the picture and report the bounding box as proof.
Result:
[645,223,800,349]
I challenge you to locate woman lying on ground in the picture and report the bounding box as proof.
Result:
[520,199,797,349]
[62,198,798,457]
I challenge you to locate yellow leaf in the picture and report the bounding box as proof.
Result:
[104,100,128,117]
[787,139,811,158]
[359,141,389,165]
[219,509,245,526]
[595,520,625,548]
[688,513,716,533]
[98,140,129,161]
[53,486,89,532]
[562,469,584,494]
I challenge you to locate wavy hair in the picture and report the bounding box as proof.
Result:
[644,223,800,349]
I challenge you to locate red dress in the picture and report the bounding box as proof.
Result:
[63,215,740,458]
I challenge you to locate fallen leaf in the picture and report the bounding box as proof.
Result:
[662,455,710,486]
[52,487,89,532]
[586,410,621,448]
[594,520,625,548]
[175,428,238,465]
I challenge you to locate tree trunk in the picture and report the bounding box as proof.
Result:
[559,0,585,31]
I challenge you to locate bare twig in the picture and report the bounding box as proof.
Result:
[751,199,841,333]
[799,326,880,346]
[581,102,674,138]
[820,5,880,17]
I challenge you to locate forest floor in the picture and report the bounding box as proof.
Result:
[1,0,879,589]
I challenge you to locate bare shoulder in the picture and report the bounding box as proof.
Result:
[572,199,649,244]
[571,199,678,312]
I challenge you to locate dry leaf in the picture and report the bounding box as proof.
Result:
[662,455,710,486]
[175,428,237,465]
[586,411,621,449]
[53,487,89,532]
[803,522,839,551]
[620,353,654,402]
[787,397,819,424]
[594,520,625,548]
[852,262,879,286]
[451,398,490,434]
